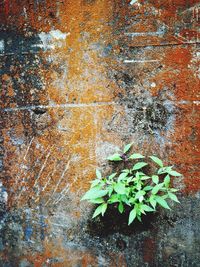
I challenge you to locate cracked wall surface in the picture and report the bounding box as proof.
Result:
[0,0,199,266]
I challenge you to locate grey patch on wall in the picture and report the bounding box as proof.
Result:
[0,28,49,108]
[78,195,200,267]
[107,88,175,136]
[0,189,200,266]
[31,109,52,133]
[0,29,41,55]
[95,141,120,162]
[82,0,96,5]
[108,45,176,135]
[125,95,174,133]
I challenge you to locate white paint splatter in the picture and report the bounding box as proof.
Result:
[151,82,156,88]
[0,40,4,53]
[0,180,8,203]
[130,0,138,5]
[50,30,68,40]
[32,30,70,51]
[188,50,200,79]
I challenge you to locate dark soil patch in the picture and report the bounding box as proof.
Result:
[86,205,159,237]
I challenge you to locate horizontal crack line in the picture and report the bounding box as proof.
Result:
[125,31,164,37]
[124,59,160,63]
[0,102,116,112]
[127,42,200,48]
[0,51,41,57]
[0,100,199,113]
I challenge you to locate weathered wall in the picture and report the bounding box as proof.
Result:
[0,0,199,266]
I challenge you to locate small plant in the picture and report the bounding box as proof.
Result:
[81,143,181,225]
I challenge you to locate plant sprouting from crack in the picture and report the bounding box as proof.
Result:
[81,143,181,225]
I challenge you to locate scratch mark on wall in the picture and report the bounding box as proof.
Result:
[35,160,58,202]
[13,138,35,190]
[13,144,51,193]
[124,59,160,63]
[1,102,117,112]
[33,146,54,188]
[125,27,165,37]
[45,159,71,206]
[53,175,78,205]
[23,137,34,160]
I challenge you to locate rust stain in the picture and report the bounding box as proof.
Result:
[142,237,156,264]
[4,0,9,16]
[0,0,200,265]
[23,239,98,267]
[0,0,118,205]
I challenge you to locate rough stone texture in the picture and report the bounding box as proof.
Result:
[0,0,199,266]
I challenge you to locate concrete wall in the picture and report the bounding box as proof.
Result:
[0,0,199,266]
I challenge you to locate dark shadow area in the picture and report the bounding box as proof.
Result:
[0,27,49,109]
[86,204,159,237]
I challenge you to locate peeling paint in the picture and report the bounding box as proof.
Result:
[37,30,69,50]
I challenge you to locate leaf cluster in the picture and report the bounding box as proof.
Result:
[81,144,181,225]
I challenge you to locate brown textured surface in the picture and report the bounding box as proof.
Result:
[0,0,200,266]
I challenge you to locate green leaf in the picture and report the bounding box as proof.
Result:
[162,194,168,199]
[152,183,164,195]
[114,183,126,194]
[155,196,171,209]
[90,198,105,204]
[140,175,150,180]
[107,185,114,197]
[92,205,103,218]
[150,156,163,167]
[81,187,99,200]
[92,203,107,218]
[168,192,180,203]
[152,175,159,184]
[135,190,146,199]
[118,172,128,182]
[123,143,132,153]
[157,167,165,175]
[164,174,170,187]
[122,169,130,173]
[81,187,108,200]
[167,170,182,176]
[132,162,148,171]
[108,194,120,203]
[121,195,130,205]
[128,208,137,225]
[129,197,136,204]
[118,202,124,213]
[101,203,107,216]
[136,171,140,179]
[91,190,109,199]
[96,169,102,179]
[149,196,157,208]
[143,185,153,191]
[136,183,142,190]
[129,153,145,159]
[141,204,155,212]
[127,176,134,183]
[90,179,100,188]
[137,215,142,222]
[158,166,172,175]
[170,188,179,192]
[108,173,117,180]
[138,172,145,175]
[107,153,122,161]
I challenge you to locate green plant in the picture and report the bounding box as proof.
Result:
[81,143,181,225]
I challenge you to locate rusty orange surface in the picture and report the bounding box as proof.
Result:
[0,0,199,266]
